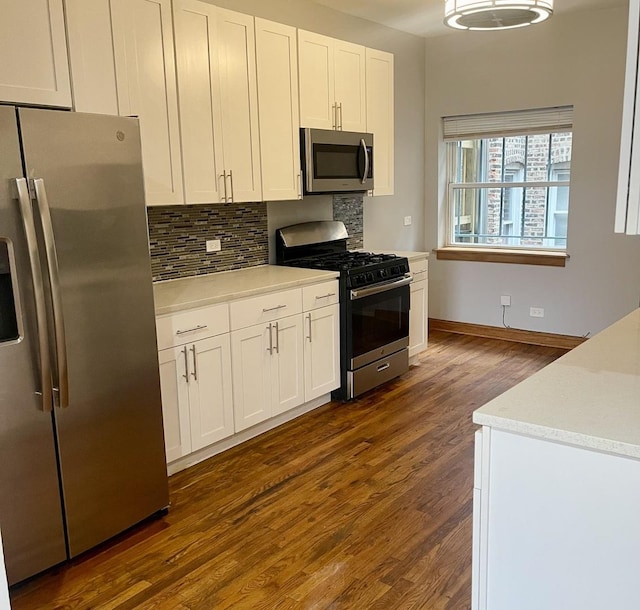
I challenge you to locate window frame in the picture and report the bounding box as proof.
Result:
[439,108,573,266]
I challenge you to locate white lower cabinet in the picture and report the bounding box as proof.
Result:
[303,304,340,402]
[408,257,428,359]
[158,334,234,462]
[157,278,340,469]
[231,314,304,432]
[158,345,191,462]
[473,427,640,610]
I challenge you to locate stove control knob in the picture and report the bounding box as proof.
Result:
[391,266,399,276]
[379,268,387,279]
[366,272,374,283]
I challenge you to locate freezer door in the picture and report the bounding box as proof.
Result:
[18,108,169,557]
[0,106,67,584]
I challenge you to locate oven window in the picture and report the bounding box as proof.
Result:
[351,285,409,359]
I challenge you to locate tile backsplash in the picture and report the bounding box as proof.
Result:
[147,203,268,282]
[333,194,364,250]
[148,194,364,282]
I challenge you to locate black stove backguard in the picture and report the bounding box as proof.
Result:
[276,221,411,400]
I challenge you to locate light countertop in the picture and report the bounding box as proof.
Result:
[473,308,640,458]
[358,249,429,262]
[154,265,339,315]
[386,250,429,262]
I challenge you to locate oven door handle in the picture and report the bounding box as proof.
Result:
[350,275,412,300]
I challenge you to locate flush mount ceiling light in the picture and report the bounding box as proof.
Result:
[444,0,553,31]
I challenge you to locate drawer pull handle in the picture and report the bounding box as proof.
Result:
[377,362,390,373]
[412,270,427,277]
[176,324,208,335]
[262,304,287,313]
[315,292,336,299]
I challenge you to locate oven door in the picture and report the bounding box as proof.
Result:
[348,276,411,370]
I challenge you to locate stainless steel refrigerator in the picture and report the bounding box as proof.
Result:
[0,106,169,585]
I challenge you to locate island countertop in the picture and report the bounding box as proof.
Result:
[153,265,339,315]
[473,308,640,459]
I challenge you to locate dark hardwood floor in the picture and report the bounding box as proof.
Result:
[10,331,567,609]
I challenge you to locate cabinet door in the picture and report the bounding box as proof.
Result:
[0,0,71,107]
[111,0,184,206]
[616,0,640,234]
[366,48,394,196]
[271,315,305,416]
[255,18,302,202]
[303,304,340,402]
[173,0,225,204]
[188,335,234,451]
[409,280,427,358]
[298,30,335,130]
[158,346,191,462]
[334,40,367,133]
[65,0,119,114]
[231,324,272,432]
[217,8,262,203]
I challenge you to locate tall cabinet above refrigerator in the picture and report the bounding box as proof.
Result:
[0,106,169,585]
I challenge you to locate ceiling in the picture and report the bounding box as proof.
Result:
[310,0,627,38]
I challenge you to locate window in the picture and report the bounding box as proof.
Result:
[443,107,573,256]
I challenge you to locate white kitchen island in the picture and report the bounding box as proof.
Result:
[472,308,640,610]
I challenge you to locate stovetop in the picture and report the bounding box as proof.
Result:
[275,221,410,289]
[286,251,410,288]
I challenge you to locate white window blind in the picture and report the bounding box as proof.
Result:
[443,106,574,141]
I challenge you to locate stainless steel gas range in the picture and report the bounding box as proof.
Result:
[276,221,411,400]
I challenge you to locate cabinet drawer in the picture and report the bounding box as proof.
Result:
[410,257,428,281]
[302,280,339,311]
[156,303,230,350]
[230,288,302,330]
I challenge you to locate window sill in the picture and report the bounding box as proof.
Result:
[434,247,568,267]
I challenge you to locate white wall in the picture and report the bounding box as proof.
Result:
[425,6,640,337]
[203,0,426,253]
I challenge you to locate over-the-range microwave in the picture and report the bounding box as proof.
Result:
[301,128,373,194]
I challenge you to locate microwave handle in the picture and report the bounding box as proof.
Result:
[360,139,370,184]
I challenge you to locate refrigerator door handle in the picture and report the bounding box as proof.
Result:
[15,178,53,412]
[32,178,69,408]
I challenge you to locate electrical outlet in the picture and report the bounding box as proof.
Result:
[500,295,511,307]
[530,307,545,318]
[206,239,221,253]
[403,216,412,226]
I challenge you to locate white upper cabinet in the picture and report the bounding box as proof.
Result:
[298,30,366,132]
[65,0,119,115]
[173,1,262,204]
[366,48,394,196]
[298,30,335,130]
[255,19,302,202]
[173,0,225,205]
[0,0,71,108]
[334,40,367,133]
[217,8,262,203]
[616,0,640,235]
[111,0,184,206]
